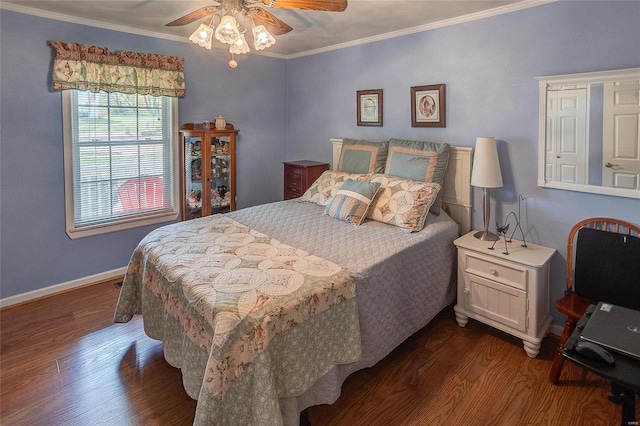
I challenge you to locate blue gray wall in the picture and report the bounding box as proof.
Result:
[0,11,288,299]
[285,1,640,325]
[1,1,639,326]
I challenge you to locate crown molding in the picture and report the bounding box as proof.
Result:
[0,2,181,43]
[0,2,290,59]
[286,0,557,59]
[1,0,555,60]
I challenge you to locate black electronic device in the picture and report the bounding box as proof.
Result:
[574,341,615,365]
[580,302,640,360]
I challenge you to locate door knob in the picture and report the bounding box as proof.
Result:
[604,162,618,168]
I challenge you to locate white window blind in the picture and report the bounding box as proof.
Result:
[63,90,178,238]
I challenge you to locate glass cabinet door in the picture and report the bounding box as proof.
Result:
[184,136,204,219]
[180,122,237,221]
[209,135,232,214]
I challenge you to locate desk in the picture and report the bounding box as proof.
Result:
[563,305,640,426]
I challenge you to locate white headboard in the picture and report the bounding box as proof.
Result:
[330,138,472,235]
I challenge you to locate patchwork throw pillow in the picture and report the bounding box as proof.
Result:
[298,170,370,206]
[385,138,450,214]
[324,179,382,226]
[337,138,389,174]
[367,174,441,232]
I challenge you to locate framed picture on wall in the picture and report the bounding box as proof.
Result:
[411,84,446,127]
[357,89,383,126]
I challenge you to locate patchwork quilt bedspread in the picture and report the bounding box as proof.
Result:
[114,215,361,425]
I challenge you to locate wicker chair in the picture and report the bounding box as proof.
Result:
[549,217,640,385]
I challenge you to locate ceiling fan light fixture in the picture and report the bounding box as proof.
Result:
[230,33,250,54]
[189,22,214,49]
[172,0,347,61]
[215,14,241,44]
[251,24,275,50]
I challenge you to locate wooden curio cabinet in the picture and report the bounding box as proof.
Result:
[179,122,238,220]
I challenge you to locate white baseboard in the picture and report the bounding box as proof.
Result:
[549,323,563,337]
[1,271,570,338]
[0,267,127,309]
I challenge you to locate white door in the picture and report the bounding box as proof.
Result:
[546,88,588,184]
[602,81,640,189]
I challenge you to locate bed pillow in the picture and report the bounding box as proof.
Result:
[298,170,370,206]
[337,138,389,174]
[385,138,450,214]
[324,179,382,226]
[367,174,441,232]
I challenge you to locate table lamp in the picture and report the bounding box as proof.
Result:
[471,137,503,241]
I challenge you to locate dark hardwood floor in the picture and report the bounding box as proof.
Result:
[1,281,635,425]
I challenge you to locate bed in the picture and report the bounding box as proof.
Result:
[114,138,473,425]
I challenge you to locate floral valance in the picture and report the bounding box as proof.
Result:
[49,41,186,97]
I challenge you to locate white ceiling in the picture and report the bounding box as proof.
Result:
[2,0,551,57]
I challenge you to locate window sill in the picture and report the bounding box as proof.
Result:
[66,209,179,239]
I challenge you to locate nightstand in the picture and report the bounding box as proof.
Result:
[453,231,556,358]
[283,161,330,200]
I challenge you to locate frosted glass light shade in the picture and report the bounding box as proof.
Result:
[189,23,214,50]
[252,25,275,50]
[215,15,240,44]
[471,137,503,188]
[230,33,250,54]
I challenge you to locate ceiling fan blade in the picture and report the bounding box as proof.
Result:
[166,6,221,26]
[249,8,293,35]
[261,0,347,12]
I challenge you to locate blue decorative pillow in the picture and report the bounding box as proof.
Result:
[324,179,382,226]
[338,139,389,174]
[386,138,450,214]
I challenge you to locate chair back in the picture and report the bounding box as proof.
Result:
[567,218,640,310]
[118,177,165,211]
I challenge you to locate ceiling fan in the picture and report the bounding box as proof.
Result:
[167,0,348,67]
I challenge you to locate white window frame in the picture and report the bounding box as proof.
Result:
[62,90,179,239]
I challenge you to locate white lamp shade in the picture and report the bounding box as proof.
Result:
[189,23,214,50]
[215,15,240,44]
[252,25,275,50]
[230,33,250,55]
[471,137,503,188]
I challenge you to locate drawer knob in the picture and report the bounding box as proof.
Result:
[490,268,497,275]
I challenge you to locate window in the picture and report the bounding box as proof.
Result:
[62,90,179,239]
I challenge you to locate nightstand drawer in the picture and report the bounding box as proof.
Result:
[462,273,527,332]
[285,183,304,197]
[286,166,304,176]
[285,171,303,186]
[464,251,527,291]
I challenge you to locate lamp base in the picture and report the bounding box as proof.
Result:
[473,230,500,241]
